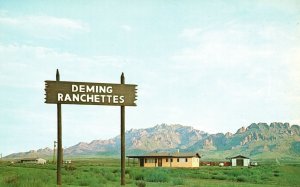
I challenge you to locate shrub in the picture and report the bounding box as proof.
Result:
[3,175,18,184]
[237,175,247,182]
[112,169,119,173]
[172,178,184,185]
[197,172,211,179]
[78,177,99,186]
[65,165,76,171]
[144,171,168,183]
[103,172,117,182]
[135,172,145,180]
[130,170,145,180]
[135,180,146,187]
[125,169,130,174]
[212,174,227,180]
[63,174,77,184]
[274,173,280,177]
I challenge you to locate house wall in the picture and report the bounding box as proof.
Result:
[21,160,37,164]
[243,159,250,166]
[231,159,237,166]
[142,157,199,168]
[192,157,200,167]
[36,159,46,164]
[231,158,250,166]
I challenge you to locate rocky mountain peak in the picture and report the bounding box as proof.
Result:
[270,122,290,129]
[4,122,300,159]
[236,126,246,134]
[225,132,233,137]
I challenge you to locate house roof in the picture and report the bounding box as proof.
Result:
[20,158,38,161]
[228,155,250,159]
[127,152,201,158]
[19,158,46,161]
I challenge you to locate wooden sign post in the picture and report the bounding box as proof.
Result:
[120,73,125,185]
[45,70,137,186]
[56,70,62,185]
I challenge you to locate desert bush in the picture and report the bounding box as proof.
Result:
[172,178,184,185]
[274,173,280,177]
[144,170,169,183]
[78,177,99,186]
[135,180,146,187]
[65,164,76,171]
[19,179,45,187]
[197,172,211,179]
[136,172,145,180]
[260,174,269,180]
[3,175,18,185]
[63,174,77,184]
[212,174,227,180]
[130,170,145,180]
[236,175,247,182]
[103,172,117,181]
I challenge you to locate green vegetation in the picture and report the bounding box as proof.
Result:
[0,158,300,186]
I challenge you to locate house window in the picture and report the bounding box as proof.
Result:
[186,158,188,162]
[178,158,186,162]
[171,158,173,162]
[166,158,168,162]
[145,159,156,163]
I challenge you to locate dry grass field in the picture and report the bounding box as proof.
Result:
[0,158,300,187]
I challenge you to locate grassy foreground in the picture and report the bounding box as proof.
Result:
[0,158,299,187]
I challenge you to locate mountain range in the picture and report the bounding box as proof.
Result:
[5,122,300,160]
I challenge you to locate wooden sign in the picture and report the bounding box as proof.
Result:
[46,70,134,186]
[45,81,137,106]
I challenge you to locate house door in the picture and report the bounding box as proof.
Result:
[236,159,243,166]
[158,158,162,167]
[140,158,144,167]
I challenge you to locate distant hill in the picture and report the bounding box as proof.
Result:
[186,122,300,160]
[5,122,300,160]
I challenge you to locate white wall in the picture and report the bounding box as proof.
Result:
[231,158,250,166]
[243,159,250,166]
[231,159,236,166]
[36,158,46,164]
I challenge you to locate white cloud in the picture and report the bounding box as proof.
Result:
[0,14,89,39]
[0,15,89,31]
[0,43,134,155]
[173,23,299,69]
[0,43,132,88]
[0,17,19,25]
[170,23,300,128]
[179,28,203,41]
[120,24,133,32]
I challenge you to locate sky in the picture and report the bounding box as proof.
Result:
[0,0,300,156]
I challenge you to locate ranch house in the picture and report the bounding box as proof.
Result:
[228,155,250,166]
[127,152,201,168]
[19,158,47,164]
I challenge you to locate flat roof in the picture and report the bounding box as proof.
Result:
[127,152,201,158]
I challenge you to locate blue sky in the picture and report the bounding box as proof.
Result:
[0,1,300,156]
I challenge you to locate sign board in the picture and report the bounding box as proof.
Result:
[45,81,137,106]
[45,70,135,185]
